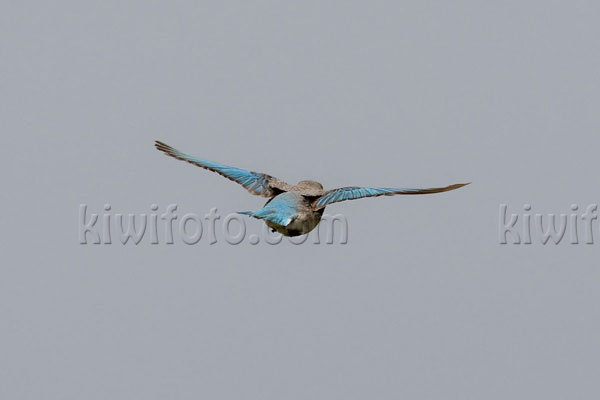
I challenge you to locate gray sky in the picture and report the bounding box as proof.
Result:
[2,1,599,399]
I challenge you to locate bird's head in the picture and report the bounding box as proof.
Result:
[296,180,323,190]
[295,180,325,196]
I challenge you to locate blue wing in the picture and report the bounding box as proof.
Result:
[155,141,288,197]
[312,183,469,209]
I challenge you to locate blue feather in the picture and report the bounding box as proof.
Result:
[313,184,468,209]
[155,141,276,196]
[238,192,299,227]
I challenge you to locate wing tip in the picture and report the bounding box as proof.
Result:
[448,182,470,190]
[155,140,170,151]
[155,140,180,157]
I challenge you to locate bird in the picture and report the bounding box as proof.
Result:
[155,140,469,237]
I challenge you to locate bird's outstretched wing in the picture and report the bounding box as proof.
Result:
[311,183,469,210]
[155,141,291,197]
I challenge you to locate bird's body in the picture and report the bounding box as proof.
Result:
[155,141,469,237]
[243,191,325,236]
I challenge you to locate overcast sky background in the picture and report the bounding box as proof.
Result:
[2,1,600,399]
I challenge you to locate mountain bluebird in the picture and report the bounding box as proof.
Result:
[155,141,469,237]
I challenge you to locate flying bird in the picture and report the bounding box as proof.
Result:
[155,141,469,237]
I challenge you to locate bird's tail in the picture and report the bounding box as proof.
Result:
[237,209,293,226]
[237,209,273,220]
